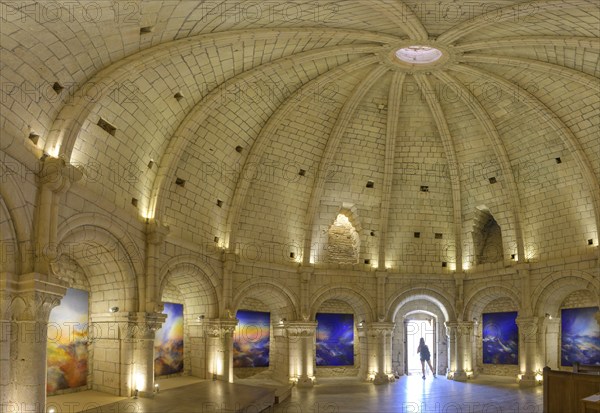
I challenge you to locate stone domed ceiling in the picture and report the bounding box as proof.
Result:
[1,0,599,272]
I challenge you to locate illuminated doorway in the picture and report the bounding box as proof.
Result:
[405,317,436,376]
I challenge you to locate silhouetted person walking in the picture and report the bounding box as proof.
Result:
[417,337,436,379]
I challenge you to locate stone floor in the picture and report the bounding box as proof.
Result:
[275,375,543,413]
[47,375,543,413]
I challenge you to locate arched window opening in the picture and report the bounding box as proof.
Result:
[327,214,360,264]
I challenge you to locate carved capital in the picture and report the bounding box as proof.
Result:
[299,267,313,282]
[516,316,539,342]
[286,321,317,337]
[204,319,238,337]
[146,221,169,245]
[39,157,83,193]
[6,272,67,322]
[366,322,395,337]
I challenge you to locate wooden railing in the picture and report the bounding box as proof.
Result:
[543,366,600,413]
[574,363,600,375]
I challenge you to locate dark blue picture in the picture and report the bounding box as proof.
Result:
[482,311,518,365]
[561,307,600,366]
[234,310,270,367]
[316,313,354,366]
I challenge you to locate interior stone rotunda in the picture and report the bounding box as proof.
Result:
[0,0,598,411]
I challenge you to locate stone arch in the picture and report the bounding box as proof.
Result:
[532,271,600,317]
[159,257,221,319]
[57,213,144,277]
[325,207,362,264]
[57,225,139,313]
[232,280,299,321]
[462,283,521,321]
[309,285,376,322]
[0,168,34,274]
[389,292,452,377]
[472,206,504,265]
[386,288,455,322]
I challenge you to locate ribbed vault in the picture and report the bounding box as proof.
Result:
[1,0,598,272]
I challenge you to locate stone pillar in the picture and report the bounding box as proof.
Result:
[187,318,208,379]
[33,157,82,275]
[0,272,66,411]
[271,322,290,382]
[220,252,237,319]
[445,322,457,378]
[459,321,475,377]
[298,267,313,321]
[541,317,560,370]
[357,323,369,380]
[130,312,166,398]
[445,321,469,381]
[367,322,394,384]
[145,222,169,313]
[375,272,387,322]
[204,319,238,383]
[286,321,317,387]
[516,316,539,386]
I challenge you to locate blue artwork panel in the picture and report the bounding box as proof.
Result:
[154,302,184,376]
[561,307,600,366]
[47,288,89,393]
[316,313,354,366]
[234,310,270,367]
[482,311,518,365]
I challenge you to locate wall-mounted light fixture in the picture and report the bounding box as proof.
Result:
[109,306,119,313]
[545,313,552,320]
[197,315,205,321]
[154,383,159,393]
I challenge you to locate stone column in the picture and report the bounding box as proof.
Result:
[445,321,468,381]
[220,252,237,319]
[516,316,539,386]
[298,267,313,321]
[271,322,290,382]
[286,321,317,387]
[144,222,168,313]
[130,312,166,398]
[357,323,369,380]
[204,319,238,383]
[33,157,82,275]
[458,321,475,377]
[1,272,66,411]
[541,317,560,370]
[187,317,208,379]
[367,322,394,384]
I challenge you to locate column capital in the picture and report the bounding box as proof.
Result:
[366,322,395,336]
[298,266,314,282]
[286,321,317,336]
[4,272,67,322]
[39,156,83,193]
[146,221,169,244]
[203,319,239,337]
[375,271,388,280]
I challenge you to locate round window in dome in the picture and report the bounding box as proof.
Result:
[395,46,443,64]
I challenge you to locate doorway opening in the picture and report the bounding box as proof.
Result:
[405,317,436,376]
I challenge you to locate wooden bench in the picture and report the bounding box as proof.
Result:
[543,367,600,413]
